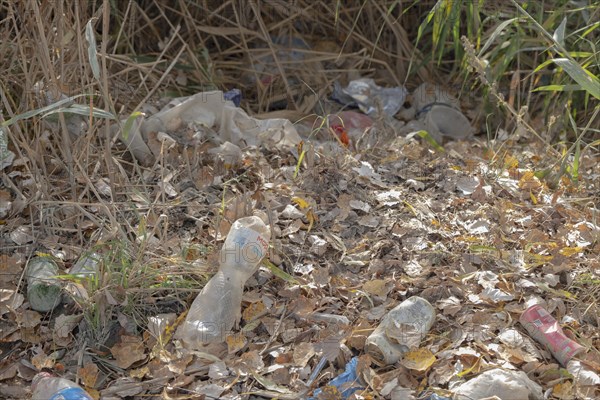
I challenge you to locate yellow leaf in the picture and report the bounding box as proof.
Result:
[530,190,538,204]
[519,171,542,191]
[292,197,310,210]
[400,348,436,371]
[553,381,575,400]
[456,356,483,377]
[559,246,583,256]
[318,385,342,400]
[535,282,577,299]
[164,310,188,342]
[306,209,317,233]
[504,155,519,169]
[85,388,100,400]
[403,200,417,217]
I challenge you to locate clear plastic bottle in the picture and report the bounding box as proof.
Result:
[70,251,101,278]
[63,251,101,304]
[26,256,63,312]
[176,216,271,347]
[365,296,436,365]
[31,372,93,400]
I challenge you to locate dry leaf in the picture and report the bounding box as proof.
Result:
[362,279,389,298]
[0,289,24,317]
[110,335,146,369]
[293,342,315,367]
[316,385,342,400]
[17,310,41,328]
[129,366,150,379]
[31,352,55,370]
[54,314,83,338]
[167,353,193,374]
[0,363,18,381]
[0,255,23,284]
[241,350,265,371]
[226,333,247,354]
[243,300,266,322]
[552,381,575,400]
[78,363,99,388]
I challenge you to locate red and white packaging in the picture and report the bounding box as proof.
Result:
[519,304,584,366]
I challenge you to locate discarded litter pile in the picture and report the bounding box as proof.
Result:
[3,82,599,399]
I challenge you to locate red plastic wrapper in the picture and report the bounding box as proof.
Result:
[519,304,584,366]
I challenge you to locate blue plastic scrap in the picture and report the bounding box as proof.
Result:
[309,357,364,400]
[223,89,242,107]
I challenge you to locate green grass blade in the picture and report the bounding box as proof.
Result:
[553,17,567,47]
[533,84,583,92]
[580,21,600,39]
[262,259,298,284]
[552,58,600,100]
[1,94,86,127]
[572,140,580,183]
[293,146,306,179]
[406,130,445,152]
[42,104,116,120]
[85,19,101,80]
[479,18,520,57]
[122,111,144,141]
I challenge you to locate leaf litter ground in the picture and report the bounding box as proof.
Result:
[1,121,600,399]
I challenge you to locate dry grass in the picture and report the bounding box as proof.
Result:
[0,0,437,256]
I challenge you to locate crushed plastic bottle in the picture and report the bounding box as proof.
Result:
[26,256,63,312]
[365,296,436,365]
[176,216,271,347]
[31,372,93,400]
[520,304,585,366]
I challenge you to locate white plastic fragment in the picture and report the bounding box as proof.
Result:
[452,368,543,400]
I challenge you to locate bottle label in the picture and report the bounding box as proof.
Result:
[223,227,269,264]
[49,387,93,400]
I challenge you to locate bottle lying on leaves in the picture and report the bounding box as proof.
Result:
[32,372,93,400]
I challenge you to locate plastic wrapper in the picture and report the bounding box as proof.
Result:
[112,90,302,166]
[309,357,363,400]
[333,78,407,117]
[452,368,543,400]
